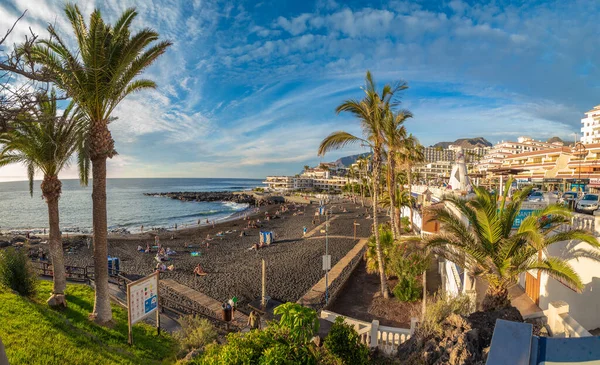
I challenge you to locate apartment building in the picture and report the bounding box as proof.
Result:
[476,137,562,172]
[581,105,600,145]
[264,165,354,193]
[414,161,453,180]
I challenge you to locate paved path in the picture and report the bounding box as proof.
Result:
[161,279,249,328]
[297,238,366,307]
[304,215,339,238]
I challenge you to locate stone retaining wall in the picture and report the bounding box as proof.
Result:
[297,239,367,311]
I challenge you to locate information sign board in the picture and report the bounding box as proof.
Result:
[127,272,160,345]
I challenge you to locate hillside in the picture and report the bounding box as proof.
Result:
[547,136,573,146]
[334,153,371,167]
[433,137,492,149]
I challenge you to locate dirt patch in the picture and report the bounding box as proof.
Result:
[328,259,421,327]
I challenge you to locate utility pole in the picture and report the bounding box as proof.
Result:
[325,208,329,305]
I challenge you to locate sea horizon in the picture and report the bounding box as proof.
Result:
[0,177,265,234]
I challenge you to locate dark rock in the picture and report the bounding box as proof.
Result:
[10,236,26,244]
[398,306,523,365]
[0,240,10,248]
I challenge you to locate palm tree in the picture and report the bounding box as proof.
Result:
[29,4,171,323]
[381,109,412,238]
[318,71,407,298]
[0,91,85,307]
[423,180,600,311]
[397,135,424,231]
[365,224,395,277]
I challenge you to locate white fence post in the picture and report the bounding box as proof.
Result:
[410,317,418,336]
[370,320,379,348]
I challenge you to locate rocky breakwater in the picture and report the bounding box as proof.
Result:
[144,191,256,204]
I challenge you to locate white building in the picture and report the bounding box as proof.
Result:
[475,137,562,172]
[264,169,353,193]
[580,105,600,145]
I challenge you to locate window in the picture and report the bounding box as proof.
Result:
[533,157,542,163]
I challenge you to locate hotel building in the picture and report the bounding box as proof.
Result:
[580,105,600,145]
[476,137,563,173]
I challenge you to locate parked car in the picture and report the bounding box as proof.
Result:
[575,194,599,214]
[527,191,544,202]
[559,192,579,207]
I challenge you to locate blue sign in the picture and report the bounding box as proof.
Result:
[144,295,157,313]
[513,209,535,228]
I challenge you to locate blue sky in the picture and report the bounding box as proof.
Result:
[0,0,598,180]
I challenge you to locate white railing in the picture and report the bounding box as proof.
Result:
[320,310,416,355]
[561,214,598,234]
[523,301,592,338]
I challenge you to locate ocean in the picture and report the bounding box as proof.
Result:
[0,178,263,234]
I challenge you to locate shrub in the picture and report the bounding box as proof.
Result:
[393,276,421,302]
[174,315,217,353]
[323,317,369,365]
[0,247,37,296]
[273,302,319,344]
[419,293,472,339]
[197,326,319,365]
[365,225,395,277]
[400,216,411,232]
[388,242,429,302]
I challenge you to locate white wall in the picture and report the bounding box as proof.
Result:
[536,239,600,330]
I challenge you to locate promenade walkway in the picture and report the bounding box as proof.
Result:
[304,215,339,238]
[297,238,366,307]
[161,279,249,328]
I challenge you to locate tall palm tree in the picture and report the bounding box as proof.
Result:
[422,180,600,311]
[318,71,407,298]
[0,90,85,307]
[28,4,171,323]
[381,109,412,238]
[397,135,424,230]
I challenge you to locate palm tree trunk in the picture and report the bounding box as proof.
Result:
[482,281,511,311]
[421,268,426,322]
[372,151,389,298]
[43,176,67,307]
[387,155,398,238]
[91,156,113,324]
[408,163,414,231]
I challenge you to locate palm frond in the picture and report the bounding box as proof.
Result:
[318,131,364,156]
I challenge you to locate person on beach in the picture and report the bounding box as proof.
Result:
[303,226,307,237]
[194,264,206,276]
[141,225,144,233]
[248,310,261,329]
[145,243,151,253]
[137,245,144,252]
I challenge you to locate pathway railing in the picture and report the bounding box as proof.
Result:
[320,310,416,355]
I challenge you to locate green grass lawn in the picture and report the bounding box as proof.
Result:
[0,281,178,365]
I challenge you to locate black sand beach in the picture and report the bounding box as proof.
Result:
[57,198,379,310]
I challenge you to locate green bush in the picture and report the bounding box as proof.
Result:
[197,326,319,365]
[0,247,37,296]
[323,317,369,365]
[399,217,411,232]
[273,302,319,344]
[419,293,472,338]
[393,276,421,302]
[388,242,429,302]
[174,315,217,353]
